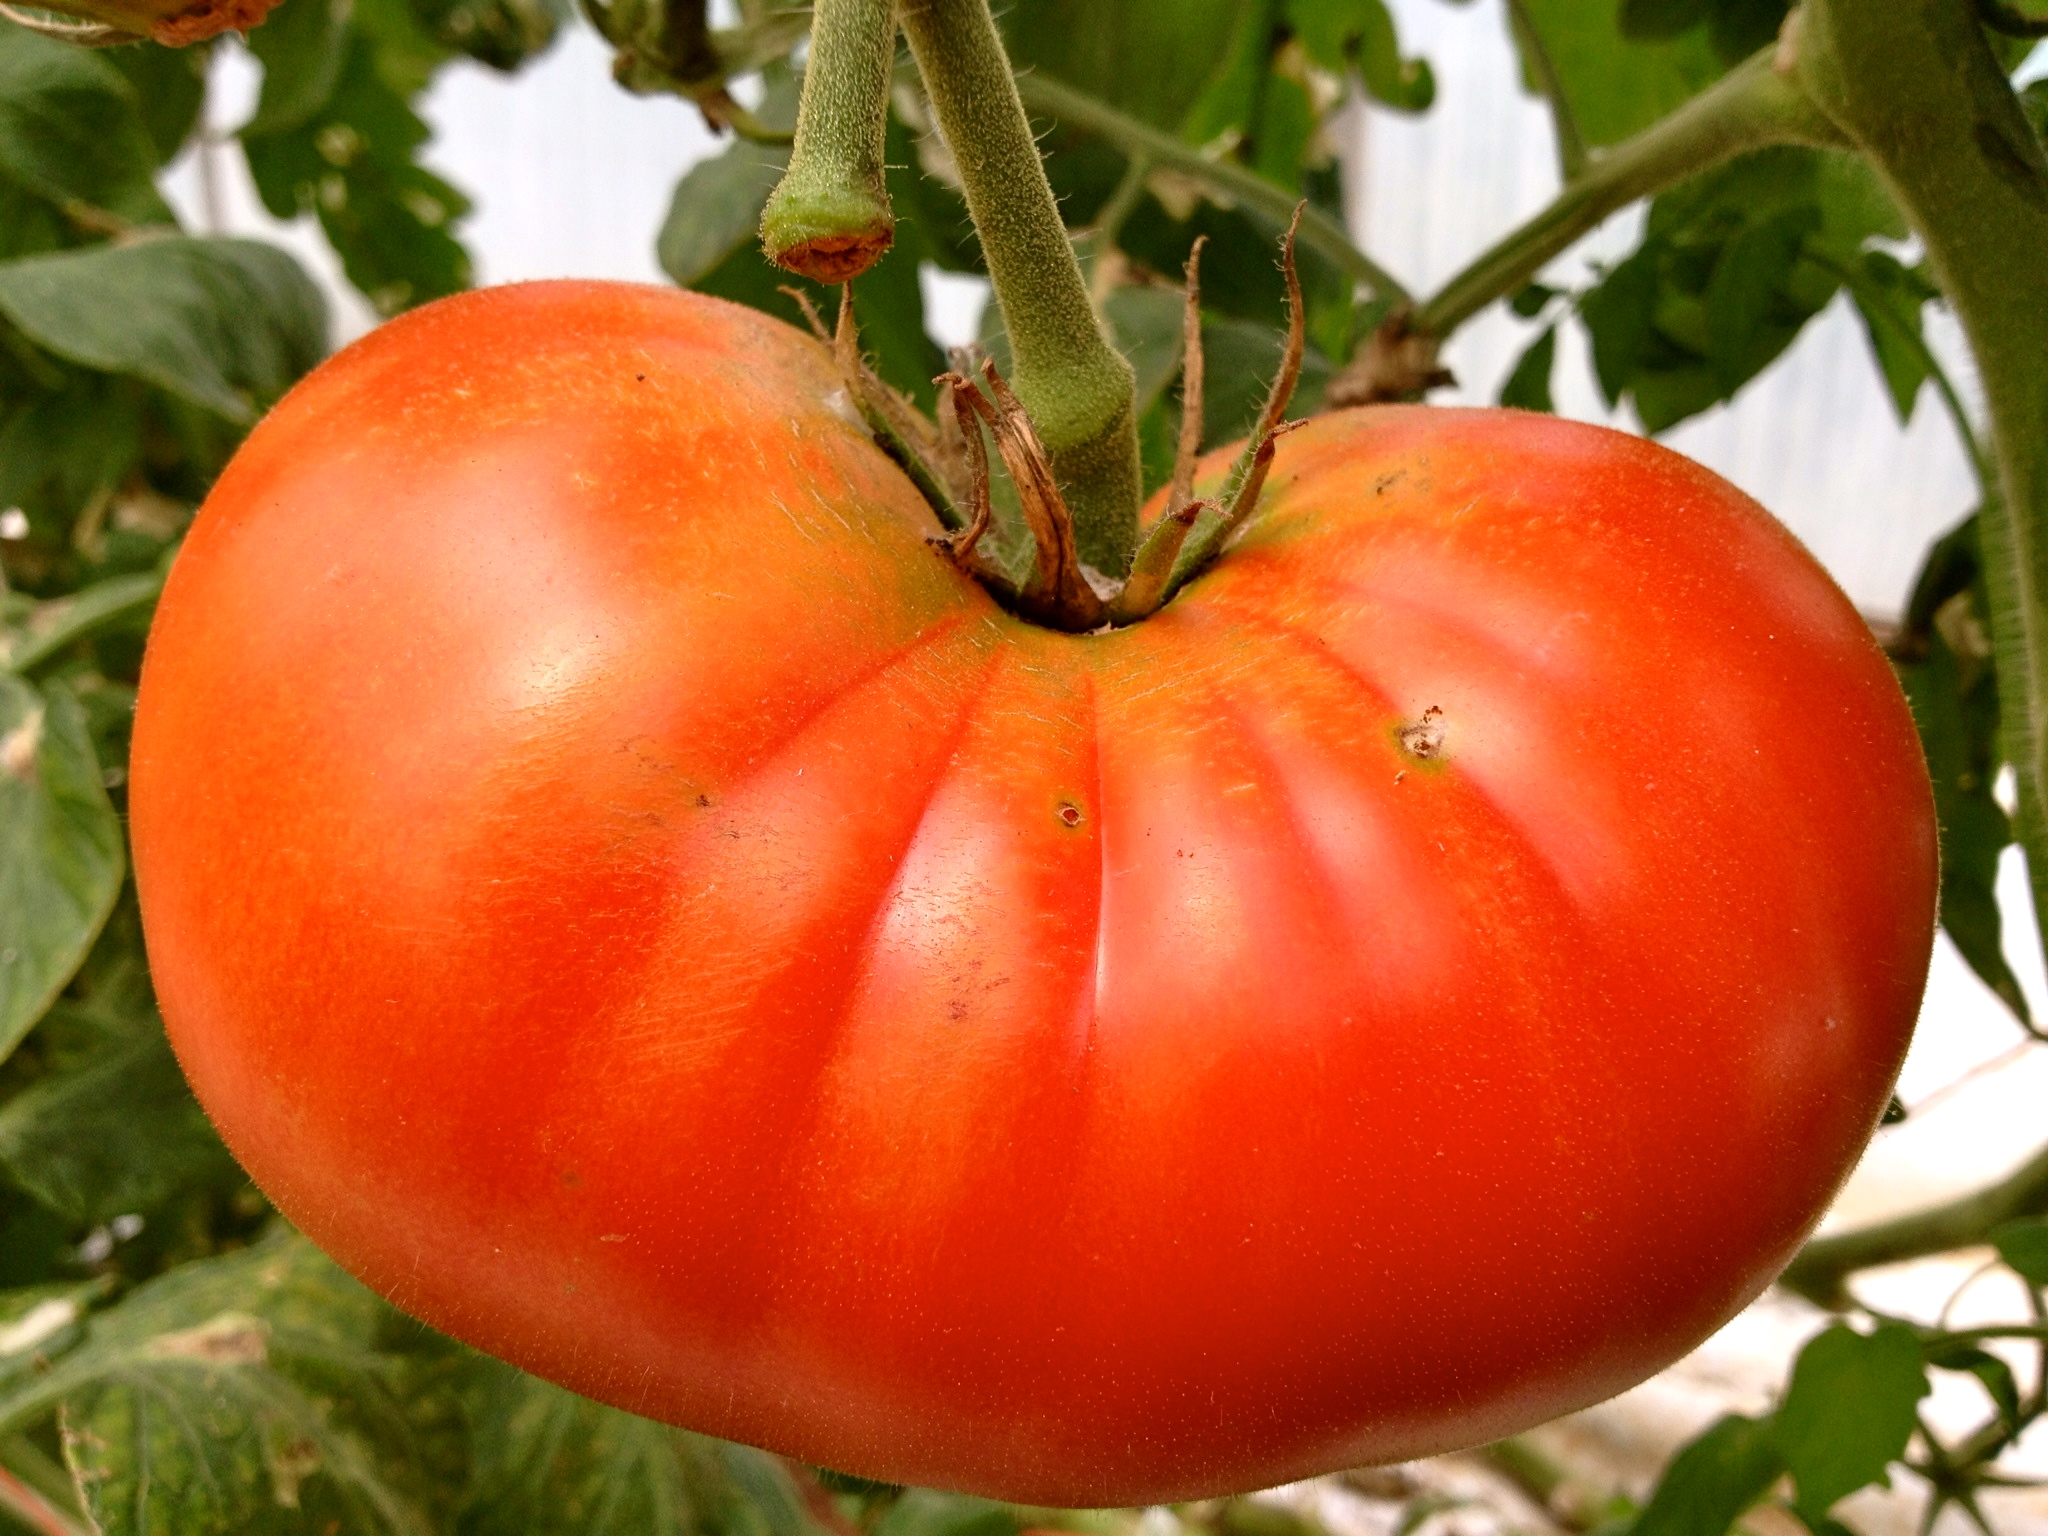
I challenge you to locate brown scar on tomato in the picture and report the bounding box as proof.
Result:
[1398,705,1447,760]
[1056,802,1084,828]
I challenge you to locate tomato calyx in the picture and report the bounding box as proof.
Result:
[826,211,1313,635]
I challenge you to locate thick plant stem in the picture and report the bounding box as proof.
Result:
[760,0,896,280]
[898,0,1140,572]
[1413,45,1846,338]
[1013,72,1411,307]
[1781,1138,2048,1308]
[1792,0,2048,1015]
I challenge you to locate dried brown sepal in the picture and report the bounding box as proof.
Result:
[1144,210,1314,610]
[827,290,964,530]
[1108,497,1207,625]
[965,361,1106,631]
[1323,305,1457,409]
[927,373,995,570]
[779,285,832,342]
[1166,235,1209,523]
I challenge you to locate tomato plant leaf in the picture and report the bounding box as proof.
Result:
[0,1279,106,1397]
[1198,315,1332,449]
[0,25,171,233]
[870,1489,1017,1536]
[656,137,791,289]
[0,1229,449,1536]
[1926,1341,2022,1433]
[1893,516,2030,1025]
[1003,0,1249,135]
[101,41,212,169]
[1627,1413,1782,1536]
[0,237,327,423]
[0,676,122,1069]
[1840,251,1939,424]
[459,1358,814,1536]
[1287,0,1434,113]
[242,34,473,316]
[1499,324,1558,413]
[1771,1323,1929,1524]
[0,1000,234,1224]
[245,0,355,136]
[1510,0,1724,148]
[1993,1216,2048,1285]
[404,0,563,73]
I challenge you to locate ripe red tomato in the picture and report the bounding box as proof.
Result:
[131,281,1936,1505]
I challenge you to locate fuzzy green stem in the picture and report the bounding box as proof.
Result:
[899,0,1139,572]
[1780,1138,2048,1308]
[1792,0,2048,1025]
[1413,46,1847,338]
[1013,71,1411,307]
[760,0,896,280]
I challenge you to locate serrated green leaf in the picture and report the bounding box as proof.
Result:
[871,1489,1016,1536]
[1772,1324,1928,1523]
[1994,1216,2048,1285]
[1499,325,1557,412]
[1703,205,1817,393]
[1629,1414,1782,1536]
[1841,250,1938,423]
[1512,0,1724,148]
[242,35,472,316]
[0,237,326,422]
[459,1359,812,1536]
[246,0,354,135]
[1892,516,2029,1023]
[0,1230,445,1536]
[1103,284,1187,414]
[1287,0,1433,113]
[0,25,170,229]
[0,676,122,1068]
[1003,0,1250,138]
[101,41,211,167]
[1926,1341,2022,1432]
[656,138,791,288]
[0,1005,234,1223]
[406,0,563,72]
[1197,315,1332,449]
[1580,248,1661,406]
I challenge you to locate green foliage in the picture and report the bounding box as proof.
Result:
[1576,147,1904,432]
[0,676,122,1065]
[1512,0,1724,147]
[0,25,171,237]
[1892,517,2033,1025]
[1629,1415,1781,1536]
[1993,1215,2048,1285]
[1498,325,1558,412]
[1772,1325,1927,1523]
[0,237,326,422]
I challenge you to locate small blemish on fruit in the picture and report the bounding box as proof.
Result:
[598,1234,626,1243]
[696,793,712,808]
[1057,802,1083,828]
[561,1170,582,1188]
[1398,705,1447,760]
[635,373,646,382]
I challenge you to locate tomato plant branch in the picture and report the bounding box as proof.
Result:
[760,0,895,280]
[1411,45,1847,340]
[1780,1137,2048,1307]
[1011,71,1411,307]
[1792,0,2048,1001]
[898,0,1140,574]
[3,569,164,676]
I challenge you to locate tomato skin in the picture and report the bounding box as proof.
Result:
[130,281,1935,1505]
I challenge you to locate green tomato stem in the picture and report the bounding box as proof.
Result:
[1013,71,1412,308]
[899,0,1139,573]
[1780,1136,2048,1308]
[1412,45,1847,338]
[1792,0,2048,1025]
[759,0,896,281]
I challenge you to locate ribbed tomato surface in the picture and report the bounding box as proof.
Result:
[130,281,1936,1504]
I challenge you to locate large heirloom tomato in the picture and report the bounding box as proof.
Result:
[131,282,1936,1505]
